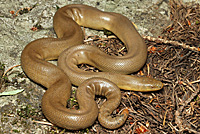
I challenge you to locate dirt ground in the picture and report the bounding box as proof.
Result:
[0,0,199,134]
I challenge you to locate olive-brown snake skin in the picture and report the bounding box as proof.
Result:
[21,4,163,130]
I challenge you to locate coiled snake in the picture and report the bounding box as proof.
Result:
[21,4,163,130]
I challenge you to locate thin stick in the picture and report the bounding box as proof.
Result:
[32,120,53,126]
[143,36,200,52]
[2,64,21,77]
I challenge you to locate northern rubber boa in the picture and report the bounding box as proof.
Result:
[21,4,163,130]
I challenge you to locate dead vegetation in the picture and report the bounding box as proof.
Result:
[75,0,200,133]
[1,0,199,133]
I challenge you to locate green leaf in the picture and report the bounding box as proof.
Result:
[0,89,24,96]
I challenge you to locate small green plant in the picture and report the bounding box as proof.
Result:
[196,20,199,25]
[103,29,114,36]
[0,62,5,71]
[17,105,38,119]
[67,97,78,109]
[12,129,20,133]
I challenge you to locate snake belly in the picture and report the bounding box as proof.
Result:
[21,4,163,130]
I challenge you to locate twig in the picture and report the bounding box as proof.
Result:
[143,36,200,52]
[175,86,200,132]
[180,81,195,92]
[163,110,168,126]
[15,6,35,16]
[32,120,53,126]
[2,64,21,77]
[190,79,200,84]
[125,120,137,133]
[179,86,199,113]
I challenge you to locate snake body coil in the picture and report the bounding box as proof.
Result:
[21,4,163,130]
